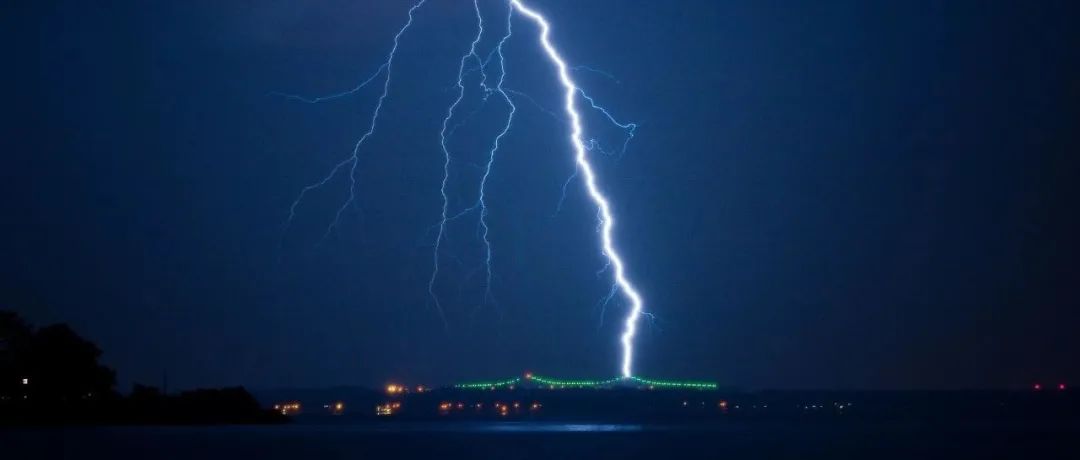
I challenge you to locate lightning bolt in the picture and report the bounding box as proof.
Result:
[282,0,428,240]
[270,63,387,105]
[430,1,518,318]
[499,87,635,215]
[578,90,638,159]
[474,5,517,312]
[510,0,646,378]
[280,0,650,378]
[429,0,486,327]
[571,64,622,85]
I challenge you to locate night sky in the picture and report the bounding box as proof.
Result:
[3,0,1078,391]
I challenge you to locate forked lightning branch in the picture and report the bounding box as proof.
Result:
[281,0,648,378]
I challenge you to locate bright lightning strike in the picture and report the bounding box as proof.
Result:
[510,0,646,378]
[280,0,650,378]
[497,87,636,215]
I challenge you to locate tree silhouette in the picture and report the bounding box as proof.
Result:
[2,310,283,425]
[0,311,116,407]
[0,311,34,400]
[29,324,117,403]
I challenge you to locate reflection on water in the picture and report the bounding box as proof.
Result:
[332,422,645,433]
[484,423,642,432]
[4,421,1076,460]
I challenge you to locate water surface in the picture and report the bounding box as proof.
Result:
[4,420,1077,459]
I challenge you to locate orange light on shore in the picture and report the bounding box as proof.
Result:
[375,404,394,416]
[274,402,301,415]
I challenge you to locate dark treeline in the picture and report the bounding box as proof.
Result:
[0,310,285,425]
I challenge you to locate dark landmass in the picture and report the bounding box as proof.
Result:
[7,306,1077,427]
[259,385,1080,425]
[0,310,285,426]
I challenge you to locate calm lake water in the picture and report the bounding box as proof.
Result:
[4,420,1078,459]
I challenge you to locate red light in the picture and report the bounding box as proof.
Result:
[1034,383,1042,391]
[1059,384,1067,391]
